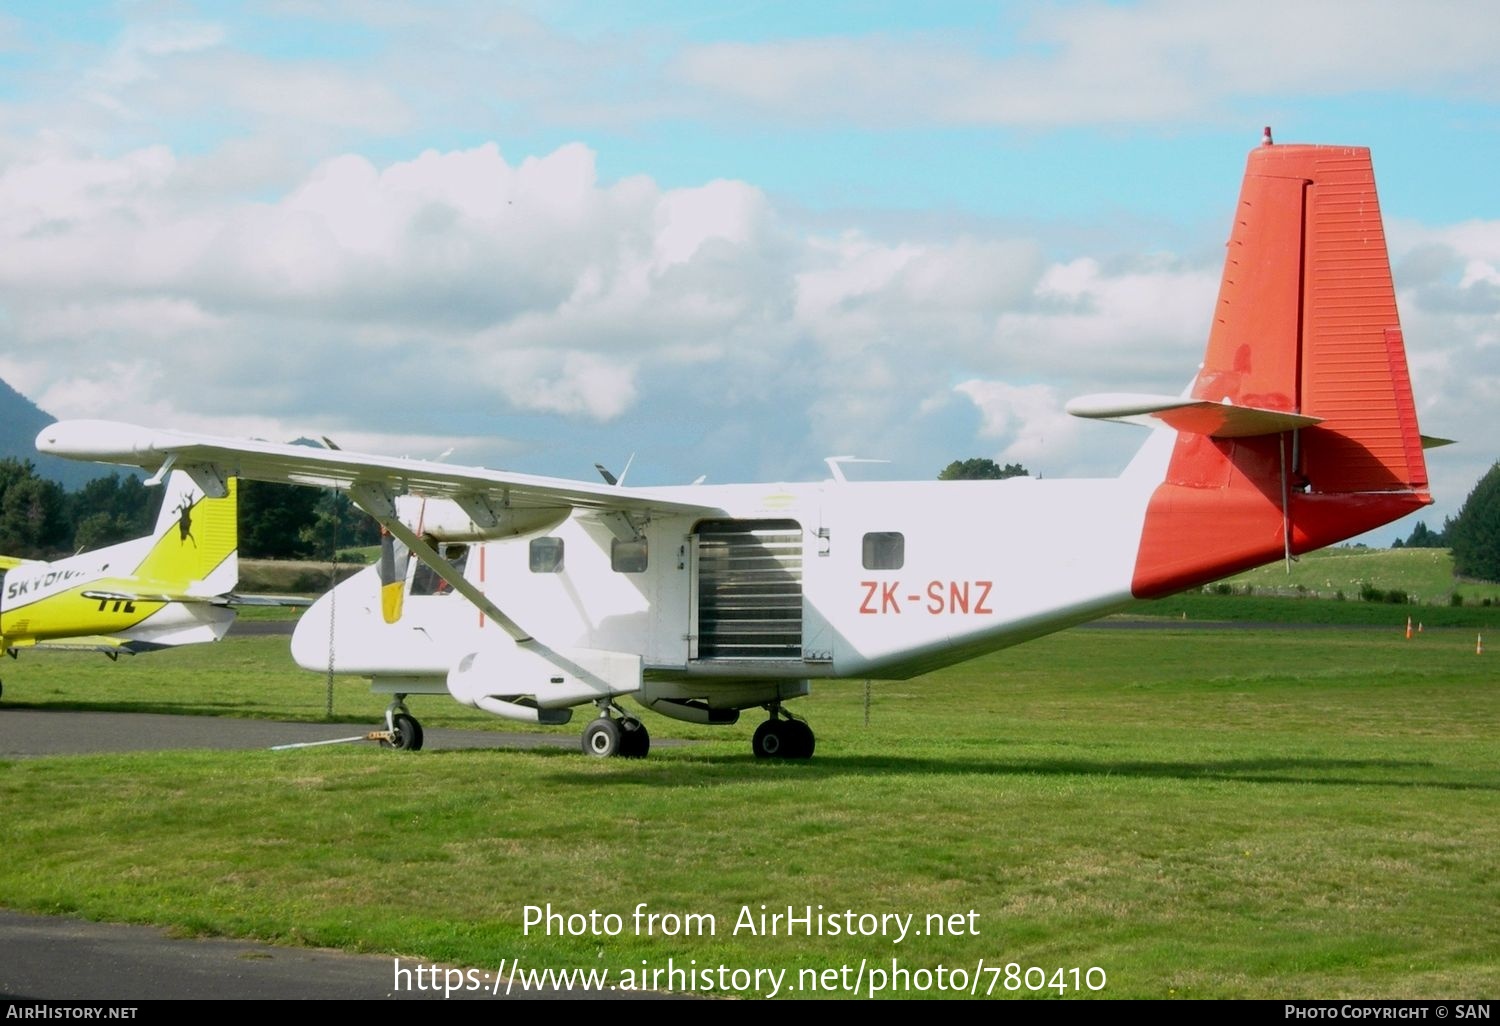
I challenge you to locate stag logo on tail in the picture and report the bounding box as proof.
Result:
[175,492,198,547]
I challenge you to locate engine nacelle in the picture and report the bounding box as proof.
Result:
[397,494,568,541]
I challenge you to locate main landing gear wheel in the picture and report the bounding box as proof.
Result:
[619,717,651,759]
[583,716,621,756]
[751,710,814,760]
[583,715,651,758]
[782,718,814,759]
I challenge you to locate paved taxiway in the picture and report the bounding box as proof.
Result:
[0,709,585,758]
[0,708,686,999]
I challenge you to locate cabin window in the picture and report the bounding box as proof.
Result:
[862,532,904,570]
[529,537,565,573]
[611,537,648,573]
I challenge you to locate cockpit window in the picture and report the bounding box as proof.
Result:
[411,543,468,595]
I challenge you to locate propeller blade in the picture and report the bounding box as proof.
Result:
[378,528,410,623]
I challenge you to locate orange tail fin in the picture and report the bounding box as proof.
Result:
[1133,142,1432,598]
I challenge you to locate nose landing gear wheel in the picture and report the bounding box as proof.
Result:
[382,711,424,751]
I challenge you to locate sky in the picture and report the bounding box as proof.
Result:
[0,1,1496,542]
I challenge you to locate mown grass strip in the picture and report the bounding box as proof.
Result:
[2,627,1496,998]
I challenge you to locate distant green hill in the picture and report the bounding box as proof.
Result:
[1131,546,1500,628]
[0,377,128,491]
[1224,546,1499,605]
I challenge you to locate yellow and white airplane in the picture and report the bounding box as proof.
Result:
[0,472,258,700]
[36,140,1441,758]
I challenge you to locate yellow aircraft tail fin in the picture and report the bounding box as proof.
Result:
[131,474,238,593]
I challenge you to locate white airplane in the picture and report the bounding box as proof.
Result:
[0,473,266,700]
[36,139,1438,758]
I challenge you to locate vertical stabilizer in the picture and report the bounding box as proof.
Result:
[133,473,238,594]
[1133,143,1431,598]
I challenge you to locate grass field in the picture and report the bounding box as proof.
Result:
[2,626,1496,999]
[1221,546,1500,606]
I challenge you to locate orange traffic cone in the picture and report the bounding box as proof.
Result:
[1479,633,1485,656]
[1405,616,1412,640]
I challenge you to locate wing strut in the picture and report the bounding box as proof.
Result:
[349,482,533,643]
[349,483,637,703]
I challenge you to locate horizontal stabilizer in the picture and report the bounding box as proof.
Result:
[16,636,131,654]
[12,636,182,655]
[1066,393,1322,437]
[225,592,315,608]
[83,588,209,605]
[81,588,311,608]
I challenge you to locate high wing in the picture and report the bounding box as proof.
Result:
[37,419,723,641]
[36,420,723,521]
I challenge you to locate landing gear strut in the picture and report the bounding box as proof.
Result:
[582,701,650,758]
[381,697,424,752]
[752,704,814,760]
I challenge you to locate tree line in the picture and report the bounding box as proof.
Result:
[0,458,378,561]
[1386,462,1500,580]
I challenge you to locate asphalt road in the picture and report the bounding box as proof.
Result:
[0,708,582,758]
[0,709,684,1001]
